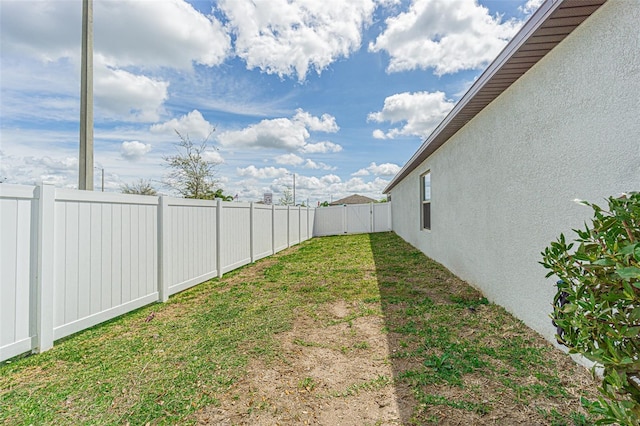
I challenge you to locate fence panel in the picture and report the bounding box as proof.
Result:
[220,202,251,273]
[253,204,273,261]
[300,207,309,241]
[288,207,300,245]
[308,208,316,239]
[274,206,289,252]
[165,198,217,296]
[312,205,345,236]
[373,203,391,232]
[0,185,37,361]
[52,190,158,340]
[346,204,372,234]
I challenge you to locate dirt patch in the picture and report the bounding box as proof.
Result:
[194,295,597,426]
[196,302,414,425]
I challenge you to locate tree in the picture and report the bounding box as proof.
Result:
[278,187,293,206]
[541,193,640,425]
[211,188,234,201]
[121,179,157,196]
[163,130,221,199]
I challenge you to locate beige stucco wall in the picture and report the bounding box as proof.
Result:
[389,0,640,343]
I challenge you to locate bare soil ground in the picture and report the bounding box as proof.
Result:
[198,304,414,425]
[196,297,597,425]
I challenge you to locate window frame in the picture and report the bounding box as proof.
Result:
[421,171,431,231]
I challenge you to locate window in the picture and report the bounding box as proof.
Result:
[421,172,431,230]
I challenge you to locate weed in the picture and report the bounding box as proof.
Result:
[298,377,317,392]
[353,341,370,350]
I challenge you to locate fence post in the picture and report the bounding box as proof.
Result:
[250,202,255,262]
[342,205,347,234]
[287,205,291,247]
[157,196,169,302]
[388,201,392,231]
[298,206,302,244]
[271,204,276,255]
[306,206,310,240]
[370,202,374,233]
[216,198,223,278]
[35,183,55,353]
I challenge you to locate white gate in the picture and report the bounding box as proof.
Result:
[313,203,391,237]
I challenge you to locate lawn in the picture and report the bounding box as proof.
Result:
[0,232,598,425]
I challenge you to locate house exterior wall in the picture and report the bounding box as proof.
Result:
[389,0,640,343]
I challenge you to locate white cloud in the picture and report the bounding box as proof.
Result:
[352,162,400,176]
[1,0,230,69]
[95,0,230,69]
[25,156,78,171]
[219,118,309,151]
[227,170,391,204]
[285,174,389,201]
[202,150,224,165]
[521,0,544,14]
[300,141,343,154]
[1,151,79,187]
[237,165,289,179]
[366,162,401,176]
[219,0,377,80]
[341,176,390,194]
[275,154,304,166]
[293,109,339,133]
[274,154,334,170]
[369,0,521,75]
[352,168,370,177]
[321,174,342,185]
[150,110,215,140]
[218,110,339,152]
[95,58,169,122]
[304,159,335,170]
[0,0,229,125]
[121,141,152,160]
[0,0,80,62]
[372,129,386,140]
[368,91,455,139]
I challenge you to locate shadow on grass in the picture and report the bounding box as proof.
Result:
[368,231,595,425]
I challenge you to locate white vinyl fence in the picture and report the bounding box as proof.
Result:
[313,202,392,236]
[0,183,314,362]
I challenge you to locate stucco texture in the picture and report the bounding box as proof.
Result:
[390,0,640,343]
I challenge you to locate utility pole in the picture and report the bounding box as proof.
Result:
[79,0,94,190]
[293,173,296,206]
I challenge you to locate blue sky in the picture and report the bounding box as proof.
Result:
[0,0,542,203]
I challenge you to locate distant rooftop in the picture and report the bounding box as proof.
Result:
[330,194,378,205]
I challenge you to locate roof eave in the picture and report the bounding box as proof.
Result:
[383,0,606,194]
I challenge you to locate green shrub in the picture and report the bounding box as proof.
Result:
[541,192,640,425]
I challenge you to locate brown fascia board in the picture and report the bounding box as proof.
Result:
[383,0,607,194]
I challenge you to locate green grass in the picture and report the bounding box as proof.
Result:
[0,232,596,425]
